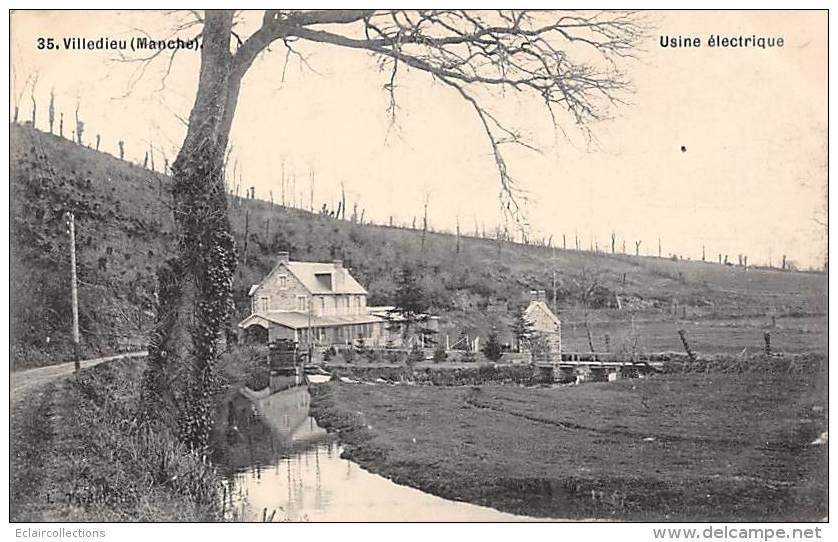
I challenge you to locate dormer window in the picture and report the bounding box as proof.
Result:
[315,272,333,291]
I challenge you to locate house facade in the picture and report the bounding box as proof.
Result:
[524,290,561,358]
[238,252,388,346]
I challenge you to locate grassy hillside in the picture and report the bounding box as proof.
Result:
[10,124,827,367]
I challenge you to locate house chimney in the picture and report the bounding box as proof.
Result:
[332,259,343,269]
[529,290,546,302]
[278,251,289,264]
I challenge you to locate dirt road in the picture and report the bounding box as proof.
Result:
[10,351,147,406]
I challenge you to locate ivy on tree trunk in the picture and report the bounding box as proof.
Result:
[141,11,239,451]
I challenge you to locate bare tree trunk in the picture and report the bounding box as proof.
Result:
[421,194,429,252]
[678,329,697,361]
[242,208,250,267]
[340,181,347,220]
[455,216,461,254]
[309,168,315,212]
[291,169,297,208]
[48,88,55,134]
[74,100,83,145]
[30,74,38,127]
[280,159,286,206]
[611,232,616,254]
[140,11,238,451]
[584,315,595,353]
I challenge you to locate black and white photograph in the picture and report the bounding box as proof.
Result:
[6,5,830,532]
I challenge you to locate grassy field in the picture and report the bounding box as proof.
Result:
[561,314,827,355]
[10,124,827,368]
[10,359,223,521]
[310,354,827,521]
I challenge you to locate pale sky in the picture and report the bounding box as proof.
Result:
[10,10,827,268]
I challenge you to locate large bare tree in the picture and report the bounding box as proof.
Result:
[140,9,645,450]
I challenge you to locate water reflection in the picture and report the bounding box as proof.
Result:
[222,384,531,521]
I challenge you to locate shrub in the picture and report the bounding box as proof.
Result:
[460,350,477,363]
[407,343,424,367]
[432,344,448,363]
[362,347,382,364]
[482,331,503,362]
[342,347,356,364]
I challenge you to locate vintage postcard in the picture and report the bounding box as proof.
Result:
[7,7,828,530]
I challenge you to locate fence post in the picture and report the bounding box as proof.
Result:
[678,329,696,362]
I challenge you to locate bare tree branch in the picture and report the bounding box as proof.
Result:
[121,9,647,229]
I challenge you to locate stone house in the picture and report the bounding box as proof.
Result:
[237,252,388,346]
[524,290,561,357]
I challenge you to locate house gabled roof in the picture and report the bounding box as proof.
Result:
[255,260,368,296]
[524,301,561,328]
[286,261,368,295]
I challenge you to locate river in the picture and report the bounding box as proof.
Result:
[221,384,532,521]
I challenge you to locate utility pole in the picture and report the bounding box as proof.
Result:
[66,212,81,372]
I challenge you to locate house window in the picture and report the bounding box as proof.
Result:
[320,297,326,312]
[278,275,288,289]
[259,296,269,312]
[297,295,308,311]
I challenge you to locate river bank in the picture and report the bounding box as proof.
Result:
[309,354,827,521]
[10,358,223,521]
